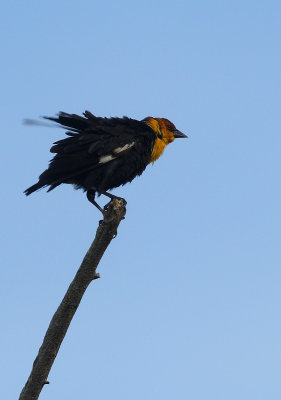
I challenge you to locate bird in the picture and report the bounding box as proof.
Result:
[24,111,187,212]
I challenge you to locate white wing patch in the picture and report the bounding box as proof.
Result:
[98,142,135,164]
[113,142,135,154]
[99,154,116,164]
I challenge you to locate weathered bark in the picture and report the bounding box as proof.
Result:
[19,198,126,400]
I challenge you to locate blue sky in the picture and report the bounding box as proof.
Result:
[1,1,281,399]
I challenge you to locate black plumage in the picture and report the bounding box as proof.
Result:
[25,111,187,212]
[25,111,154,193]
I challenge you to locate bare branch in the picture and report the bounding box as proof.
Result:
[19,198,127,400]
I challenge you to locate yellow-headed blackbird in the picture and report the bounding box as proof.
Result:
[25,111,187,212]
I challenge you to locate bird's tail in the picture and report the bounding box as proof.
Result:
[24,182,44,196]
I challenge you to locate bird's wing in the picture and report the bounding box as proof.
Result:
[41,112,153,182]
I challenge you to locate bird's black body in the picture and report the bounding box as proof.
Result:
[25,111,155,195]
[25,111,187,211]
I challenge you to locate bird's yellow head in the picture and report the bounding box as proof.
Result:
[143,117,187,163]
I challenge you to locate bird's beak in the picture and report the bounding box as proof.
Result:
[174,129,188,138]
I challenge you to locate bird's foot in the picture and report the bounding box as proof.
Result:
[87,188,126,216]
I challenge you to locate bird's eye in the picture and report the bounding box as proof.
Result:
[167,124,175,131]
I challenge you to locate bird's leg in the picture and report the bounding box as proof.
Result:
[99,190,120,200]
[88,185,126,212]
[86,189,104,214]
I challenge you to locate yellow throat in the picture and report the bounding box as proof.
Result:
[143,117,175,163]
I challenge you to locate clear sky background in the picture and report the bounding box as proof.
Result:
[1,1,281,399]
